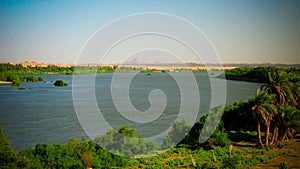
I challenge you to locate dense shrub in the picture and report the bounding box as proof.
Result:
[95,124,160,157]
[178,107,232,148]
[22,75,44,82]
[54,80,68,86]
[210,131,231,147]
[5,74,20,82]
[221,155,258,169]
[222,100,256,132]
[11,80,20,87]
[38,77,44,81]
[0,126,31,168]
[163,119,191,149]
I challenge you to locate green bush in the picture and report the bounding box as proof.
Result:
[23,76,38,82]
[261,150,267,155]
[54,80,68,86]
[11,80,20,87]
[5,74,20,82]
[38,77,44,81]
[10,75,44,83]
[211,131,232,147]
[163,119,191,149]
[221,156,248,169]
[95,124,160,157]
[0,126,31,168]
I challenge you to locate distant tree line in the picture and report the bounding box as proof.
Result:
[221,66,300,83]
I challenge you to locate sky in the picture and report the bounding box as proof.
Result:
[0,0,300,64]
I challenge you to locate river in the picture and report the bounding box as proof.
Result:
[0,73,260,150]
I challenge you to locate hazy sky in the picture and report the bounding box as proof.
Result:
[0,0,299,64]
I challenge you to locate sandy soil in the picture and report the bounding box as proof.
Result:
[0,81,12,85]
[252,138,300,169]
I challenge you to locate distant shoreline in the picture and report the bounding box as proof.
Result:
[1,61,299,70]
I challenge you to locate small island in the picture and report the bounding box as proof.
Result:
[54,79,68,86]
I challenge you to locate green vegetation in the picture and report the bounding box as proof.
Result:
[0,65,299,168]
[222,66,300,147]
[0,126,31,168]
[23,75,44,82]
[0,106,298,168]
[278,161,288,169]
[11,80,20,87]
[53,80,68,86]
[0,63,148,76]
[95,124,159,157]
[0,64,45,88]
[1,123,293,169]
[221,66,300,83]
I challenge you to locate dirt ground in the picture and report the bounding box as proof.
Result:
[252,138,300,169]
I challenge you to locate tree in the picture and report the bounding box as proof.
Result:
[0,126,30,168]
[95,124,159,157]
[257,70,296,105]
[163,119,191,149]
[257,70,300,145]
[249,91,277,147]
[118,124,136,137]
[276,105,300,142]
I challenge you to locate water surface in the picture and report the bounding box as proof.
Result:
[0,73,260,150]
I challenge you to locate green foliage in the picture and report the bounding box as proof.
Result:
[20,138,98,168]
[38,77,44,81]
[53,80,68,86]
[221,155,254,169]
[6,74,20,82]
[11,80,20,87]
[95,124,160,157]
[0,63,118,75]
[210,131,231,147]
[221,66,300,147]
[0,126,31,168]
[163,119,191,149]
[118,124,137,137]
[166,158,183,167]
[0,125,284,168]
[223,66,272,83]
[277,143,284,149]
[278,105,300,137]
[222,100,256,132]
[278,162,288,169]
[1,64,299,167]
[23,76,43,82]
[222,66,300,84]
[178,107,231,149]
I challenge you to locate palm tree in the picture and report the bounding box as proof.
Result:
[277,105,300,142]
[249,91,277,147]
[257,71,296,105]
[257,70,300,145]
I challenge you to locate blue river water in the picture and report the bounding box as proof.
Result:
[0,73,260,150]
